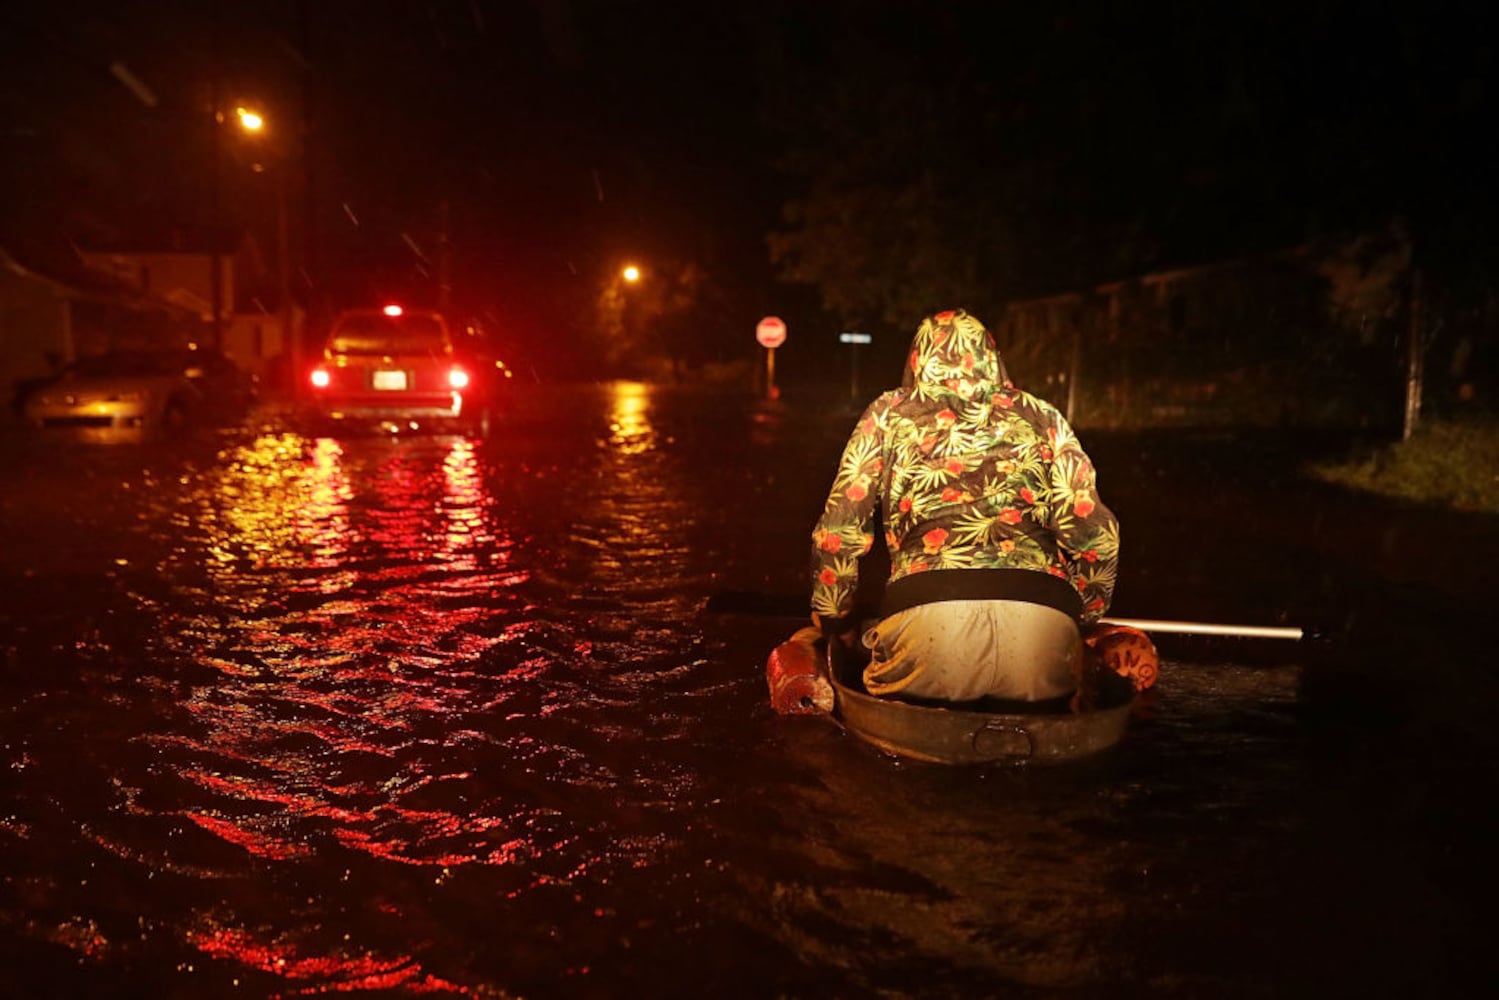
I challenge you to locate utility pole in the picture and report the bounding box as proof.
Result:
[438,200,453,312]
[1403,269,1425,441]
[278,165,294,397]
[1065,322,1081,424]
[209,65,223,351]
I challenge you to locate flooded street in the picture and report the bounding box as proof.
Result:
[1,383,1494,998]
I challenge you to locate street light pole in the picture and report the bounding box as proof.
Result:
[209,91,223,351]
[236,104,298,398]
[438,200,453,314]
[616,264,642,371]
[277,165,295,397]
[839,330,871,402]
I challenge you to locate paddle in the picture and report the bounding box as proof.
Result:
[1093,617,1308,641]
[703,590,1315,642]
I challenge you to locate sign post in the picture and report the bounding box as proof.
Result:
[839,331,871,401]
[756,316,787,399]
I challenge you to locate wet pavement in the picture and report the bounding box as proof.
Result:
[1,382,1495,998]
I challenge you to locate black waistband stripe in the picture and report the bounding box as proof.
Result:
[881,568,1084,623]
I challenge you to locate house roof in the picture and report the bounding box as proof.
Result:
[80,224,247,256]
[1,241,198,318]
[1,239,142,300]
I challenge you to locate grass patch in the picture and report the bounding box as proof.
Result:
[1309,419,1499,513]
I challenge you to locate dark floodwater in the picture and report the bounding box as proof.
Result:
[1,383,1494,998]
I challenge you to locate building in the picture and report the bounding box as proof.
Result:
[0,242,201,422]
[78,226,297,385]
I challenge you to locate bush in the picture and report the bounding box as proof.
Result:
[1309,419,1499,512]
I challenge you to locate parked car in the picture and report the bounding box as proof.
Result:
[306,305,505,436]
[18,348,257,439]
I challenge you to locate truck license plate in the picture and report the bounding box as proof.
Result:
[372,370,408,391]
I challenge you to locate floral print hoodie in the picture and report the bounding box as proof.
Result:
[810,309,1119,628]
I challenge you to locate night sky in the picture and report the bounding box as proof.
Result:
[4,1,1496,375]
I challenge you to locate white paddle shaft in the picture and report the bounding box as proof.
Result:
[1101,617,1305,641]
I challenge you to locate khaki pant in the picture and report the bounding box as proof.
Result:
[862,599,1081,702]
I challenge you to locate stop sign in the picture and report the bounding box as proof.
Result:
[756,316,787,349]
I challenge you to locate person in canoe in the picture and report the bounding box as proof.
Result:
[809,309,1122,706]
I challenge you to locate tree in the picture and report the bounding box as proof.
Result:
[589,259,723,378]
[761,1,1499,344]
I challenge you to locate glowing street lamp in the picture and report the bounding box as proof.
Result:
[621,264,641,283]
[236,106,264,132]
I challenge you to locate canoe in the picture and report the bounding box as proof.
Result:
[822,646,1135,765]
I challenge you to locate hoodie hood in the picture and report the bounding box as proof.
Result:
[900,310,1010,400]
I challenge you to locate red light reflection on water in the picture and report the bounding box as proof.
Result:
[185,770,368,823]
[184,812,312,860]
[163,434,542,876]
[192,926,470,994]
[302,437,355,570]
[333,826,528,867]
[180,769,531,867]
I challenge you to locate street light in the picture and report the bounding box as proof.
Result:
[236,106,264,132]
[622,264,641,283]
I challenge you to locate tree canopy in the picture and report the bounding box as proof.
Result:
[764,2,1499,323]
